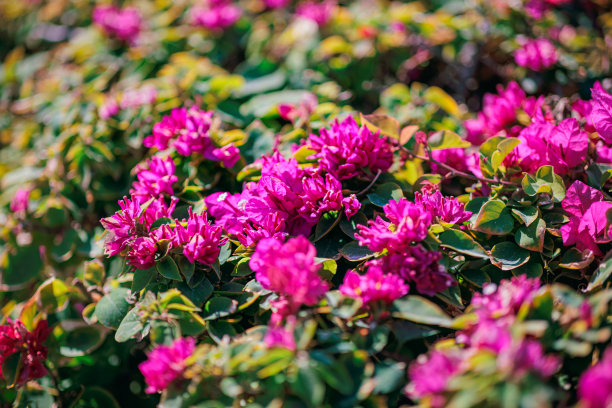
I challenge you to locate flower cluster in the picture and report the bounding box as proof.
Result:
[139,337,195,394]
[130,156,178,202]
[207,151,360,245]
[560,181,612,256]
[191,0,242,30]
[93,5,142,44]
[514,38,558,71]
[174,208,226,265]
[339,268,408,306]
[307,116,394,180]
[407,277,560,407]
[0,320,51,385]
[355,193,465,296]
[295,0,336,26]
[250,236,329,322]
[577,347,612,408]
[144,106,240,168]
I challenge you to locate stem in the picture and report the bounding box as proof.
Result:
[357,170,382,196]
[406,150,519,187]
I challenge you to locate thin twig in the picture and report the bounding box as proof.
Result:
[407,151,520,187]
[357,170,383,196]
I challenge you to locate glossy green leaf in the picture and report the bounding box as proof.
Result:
[156,256,182,281]
[473,200,515,235]
[428,130,470,150]
[491,242,530,271]
[367,182,403,207]
[392,296,453,327]
[515,218,546,252]
[438,229,489,259]
[95,288,131,329]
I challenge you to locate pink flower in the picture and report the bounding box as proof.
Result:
[130,156,178,201]
[93,5,142,44]
[265,0,291,8]
[430,148,470,175]
[356,198,431,253]
[307,116,394,180]
[295,0,336,27]
[577,347,612,408]
[414,191,472,225]
[120,85,157,109]
[591,86,612,144]
[561,181,612,255]
[249,236,329,320]
[264,324,296,350]
[514,38,557,71]
[99,98,119,119]
[100,196,177,257]
[139,337,195,394]
[144,107,213,155]
[278,93,317,123]
[471,275,541,321]
[340,268,408,306]
[406,350,462,407]
[10,188,31,216]
[173,208,226,265]
[191,0,242,30]
[367,245,454,296]
[572,99,596,133]
[236,213,287,248]
[126,236,158,270]
[0,320,51,385]
[100,196,143,256]
[211,143,241,168]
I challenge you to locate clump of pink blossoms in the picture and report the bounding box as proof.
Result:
[100,195,177,260]
[206,151,360,242]
[264,322,296,351]
[144,106,240,168]
[577,347,612,408]
[249,236,329,322]
[10,188,31,217]
[514,38,558,71]
[0,320,51,385]
[591,85,612,144]
[560,181,612,256]
[407,277,559,407]
[139,337,195,394]
[295,0,336,26]
[173,208,227,265]
[307,116,394,180]
[356,197,431,254]
[191,0,242,30]
[130,156,178,202]
[93,5,142,44]
[340,268,408,306]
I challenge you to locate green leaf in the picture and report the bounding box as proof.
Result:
[367,182,403,207]
[1,244,43,288]
[95,288,130,329]
[131,267,155,293]
[115,308,143,342]
[438,229,489,259]
[39,278,71,313]
[339,241,375,261]
[150,217,173,230]
[72,387,120,408]
[392,296,453,327]
[360,113,400,140]
[207,320,237,343]
[428,130,470,150]
[314,211,340,241]
[559,248,595,270]
[521,165,566,202]
[1,352,21,388]
[60,325,105,357]
[339,211,368,238]
[176,280,214,305]
[232,258,253,277]
[291,365,325,408]
[491,242,530,271]
[491,138,521,172]
[515,218,546,252]
[586,251,612,292]
[373,361,406,394]
[423,86,460,116]
[204,297,237,320]
[156,257,182,281]
[511,206,539,226]
[473,200,515,235]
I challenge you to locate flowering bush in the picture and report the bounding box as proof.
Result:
[1,0,612,407]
